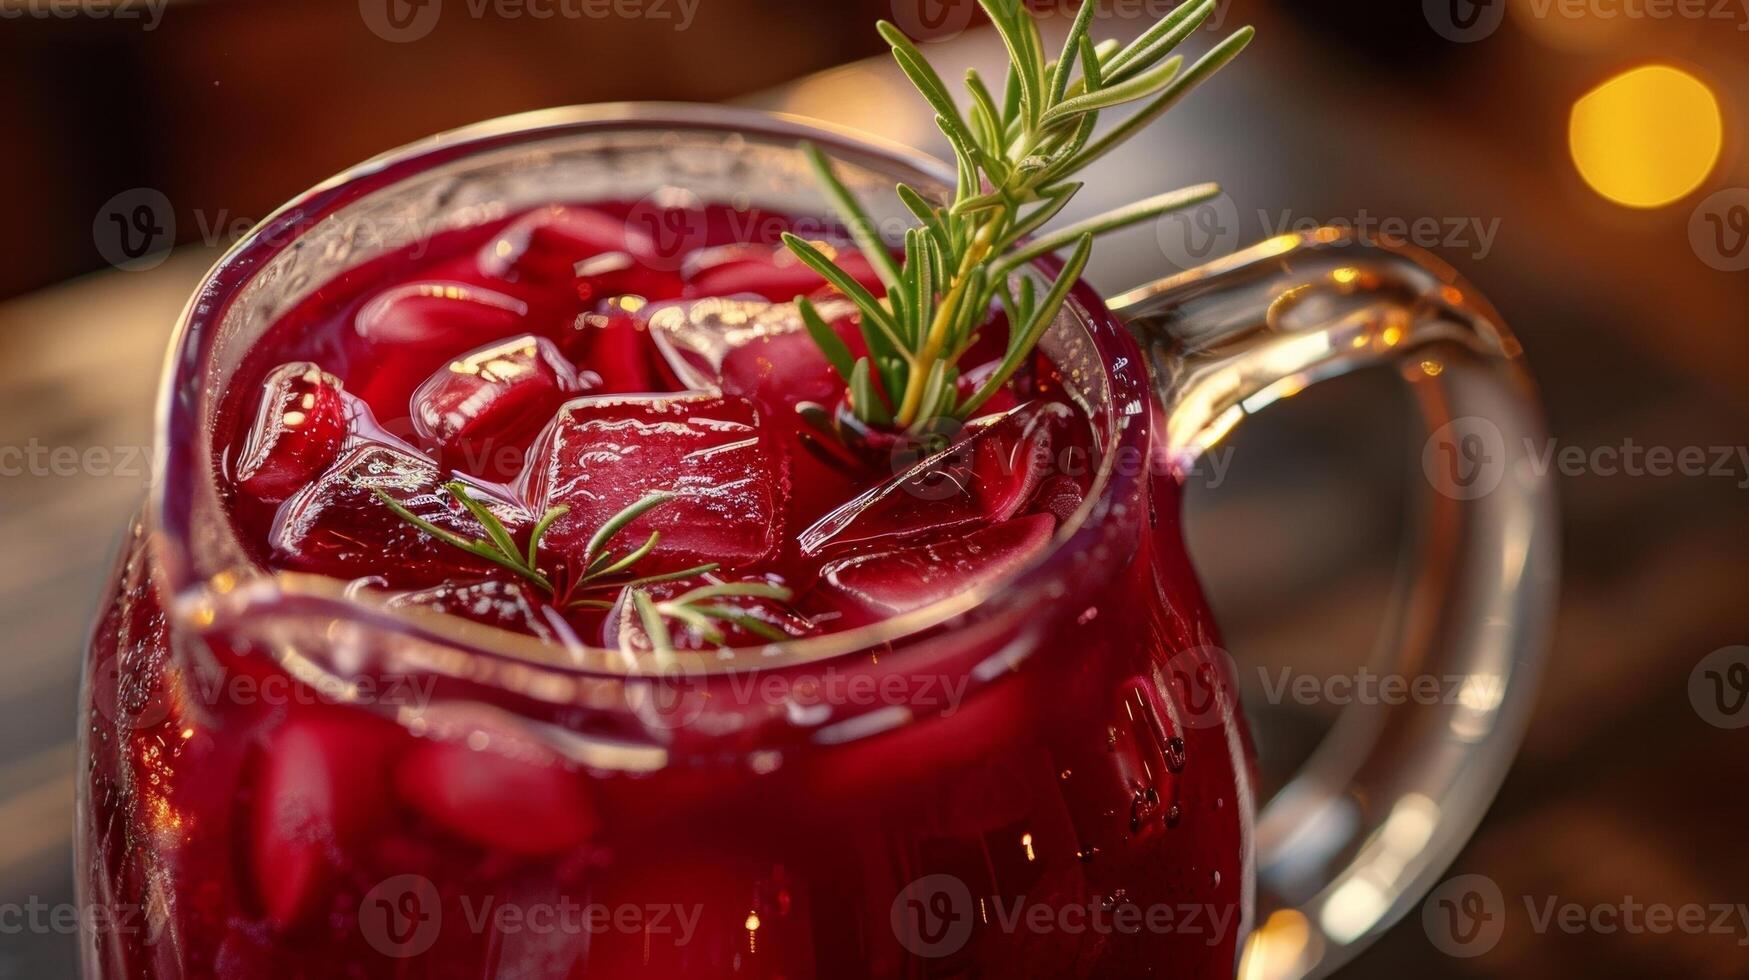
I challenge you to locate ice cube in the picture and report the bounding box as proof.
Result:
[409,334,584,481]
[601,575,813,653]
[248,710,402,926]
[572,250,684,305]
[479,204,657,286]
[798,401,1071,557]
[271,443,529,588]
[524,392,786,574]
[233,362,350,503]
[558,307,681,395]
[813,513,1056,621]
[645,295,860,410]
[385,578,578,644]
[393,735,598,857]
[682,240,885,301]
[351,279,530,418]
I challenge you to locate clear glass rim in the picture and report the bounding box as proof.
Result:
[151,102,1154,677]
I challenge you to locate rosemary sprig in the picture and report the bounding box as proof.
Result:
[375,481,563,593]
[376,483,795,651]
[631,581,795,657]
[373,483,720,603]
[785,0,1253,435]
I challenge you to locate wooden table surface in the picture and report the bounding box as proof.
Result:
[4,17,1747,979]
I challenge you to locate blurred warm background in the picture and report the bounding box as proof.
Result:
[2,1,1746,977]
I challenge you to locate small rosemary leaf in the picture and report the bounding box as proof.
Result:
[967,95,1002,168]
[850,358,893,426]
[1019,6,1049,127]
[1062,26,1254,174]
[887,282,909,343]
[965,69,1005,146]
[1018,234,1092,350]
[950,192,1006,217]
[375,488,552,592]
[1106,0,1214,76]
[780,234,906,352]
[567,598,616,611]
[691,607,790,643]
[374,489,489,556]
[586,491,675,563]
[978,0,1038,126]
[527,504,569,567]
[999,182,1219,272]
[798,297,855,382]
[672,581,794,604]
[616,563,721,589]
[1079,33,1105,91]
[632,590,673,657]
[876,356,909,418]
[1104,13,1207,87]
[961,235,1090,418]
[1047,0,1097,104]
[914,233,935,347]
[1039,55,1183,128]
[660,603,724,646]
[588,530,661,580]
[878,24,981,153]
[896,183,946,232]
[1002,58,1023,124]
[800,142,903,288]
[442,482,522,566]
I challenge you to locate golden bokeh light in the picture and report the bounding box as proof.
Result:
[1569,65,1723,209]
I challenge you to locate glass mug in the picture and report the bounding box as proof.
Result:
[79,105,1556,979]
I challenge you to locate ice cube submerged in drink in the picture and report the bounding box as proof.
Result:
[83,200,1247,978]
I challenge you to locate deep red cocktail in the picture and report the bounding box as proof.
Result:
[80,113,1253,978]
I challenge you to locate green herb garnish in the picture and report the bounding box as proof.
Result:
[375,483,792,642]
[785,0,1252,435]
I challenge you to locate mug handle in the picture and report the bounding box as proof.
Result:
[1110,227,1558,978]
